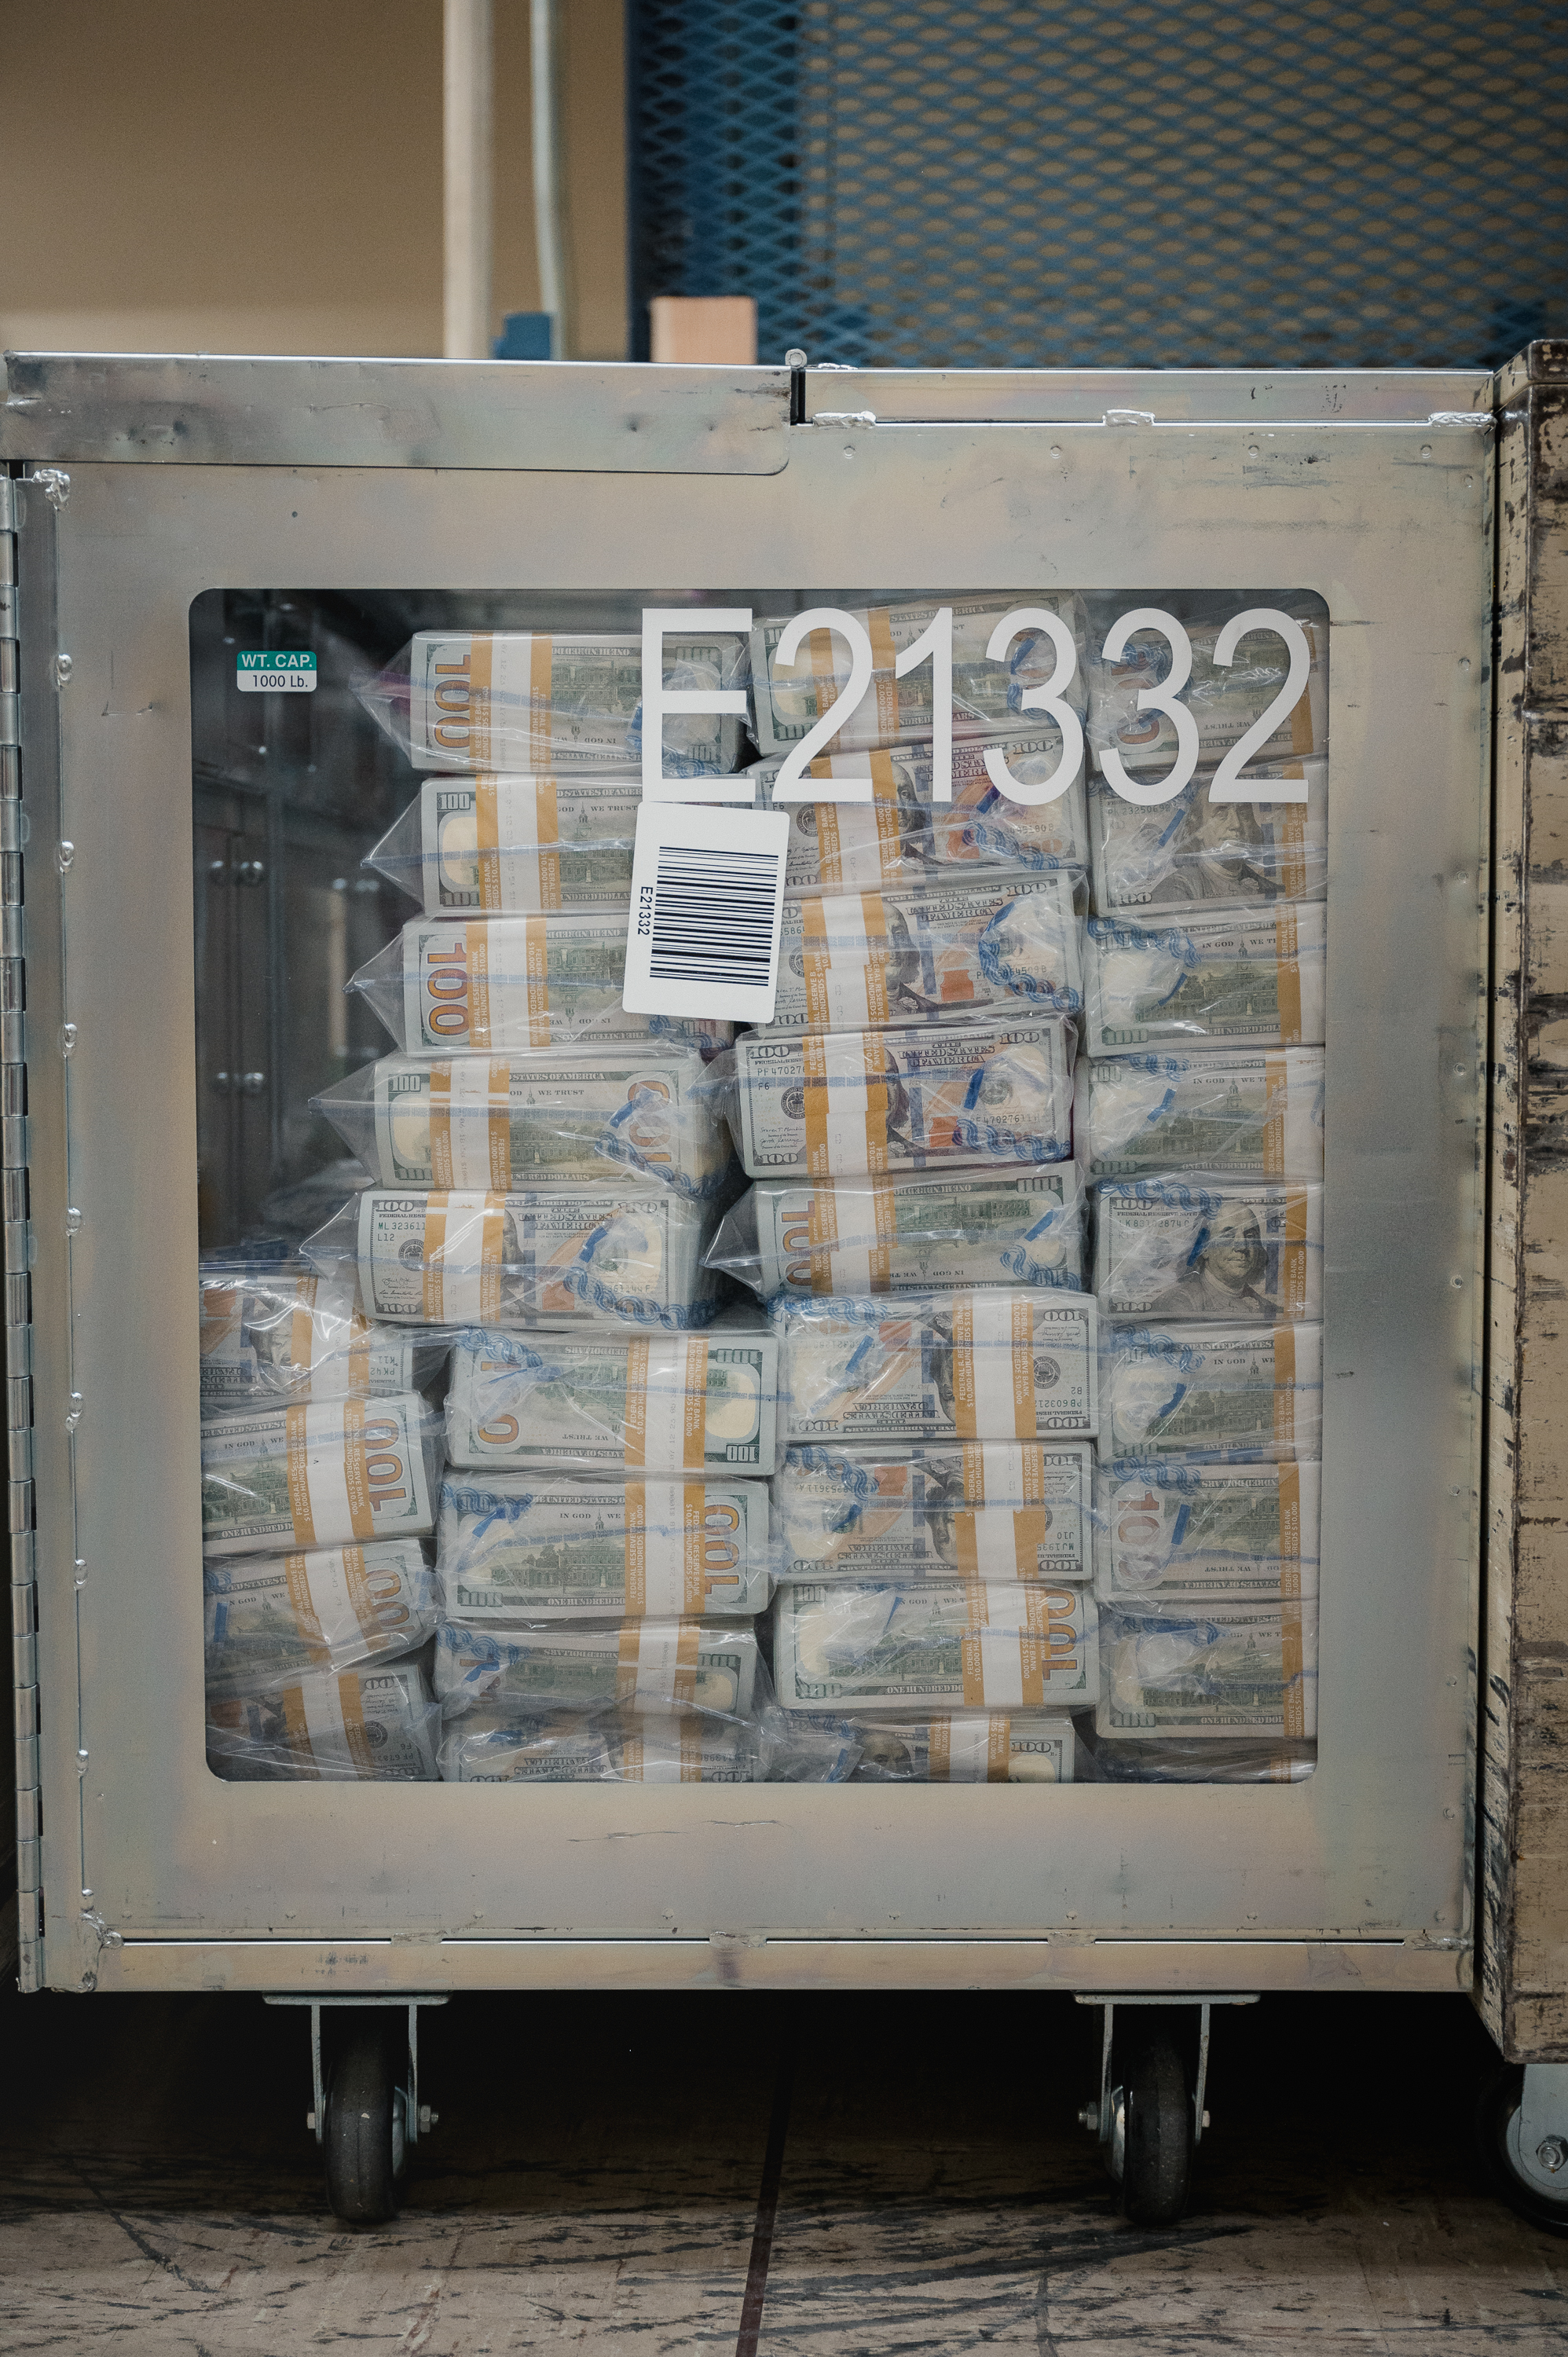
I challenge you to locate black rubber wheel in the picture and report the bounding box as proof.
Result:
[1478,2065,1568,2234]
[1119,2022,1192,2226]
[323,2016,403,2225]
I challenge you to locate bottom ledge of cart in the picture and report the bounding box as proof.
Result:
[80,1936,1471,1996]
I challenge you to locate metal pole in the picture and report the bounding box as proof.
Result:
[444,0,493,359]
[530,0,573,359]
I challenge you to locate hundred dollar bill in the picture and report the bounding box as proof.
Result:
[1078,1047,1324,1182]
[1101,1322,1321,1461]
[347,1186,719,1331]
[733,1015,1075,1178]
[1086,602,1327,775]
[369,629,746,773]
[207,1660,438,1781]
[777,1291,1097,1442]
[434,1618,762,1721]
[200,1391,442,1556]
[368,775,641,912]
[350,916,731,1057]
[1094,1178,1324,1323]
[1087,759,1327,913]
[748,735,1090,888]
[749,596,1087,757]
[794,1712,1076,1781]
[439,1709,757,1782]
[199,1264,442,1403]
[314,1050,731,1200]
[436,1472,773,1619]
[713,1166,1083,1299]
[771,871,1082,1031]
[203,1540,436,1692]
[1096,1592,1317,1740]
[772,1578,1097,1713]
[1094,1458,1320,1602]
[1084,904,1325,1054]
[775,1441,1094,1582]
[445,1329,780,1473]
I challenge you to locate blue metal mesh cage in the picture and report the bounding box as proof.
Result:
[628,0,1568,368]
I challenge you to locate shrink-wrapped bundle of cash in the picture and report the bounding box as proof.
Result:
[1084,602,1327,777]
[200,1391,444,1556]
[445,1326,780,1474]
[749,596,1088,759]
[206,1659,439,1781]
[309,1185,722,1332]
[708,1166,1083,1299]
[775,1441,1094,1583]
[775,1291,1097,1443]
[1094,1177,1324,1324]
[203,1540,437,1691]
[771,1578,1097,1713]
[350,915,732,1058]
[436,1472,774,1619]
[1078,1047,1324,1182]
[770,872,1082,1032]
[1093,1457,1320,1602]
[729,1014,1075,1179]
[1095,1586,1317,1742]
[1087,760,1327,915]
[1083,904,1325,1055]
[1099,1322,1321,1461]
[368,775,641,912]
[1079,1732,1317,1782]
[313,1050,733,1201]
[439,1708,758,1783]
[357,628,749,774]
[434,1617,764,1721]
[783,1711,1078,1781]
[749,736,1090,889]
[198,1264,450,1405]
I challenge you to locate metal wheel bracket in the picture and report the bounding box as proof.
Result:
[1075,1992,1260,2149]
[1515,2063,1568,2195]
[265,1992,449,2149]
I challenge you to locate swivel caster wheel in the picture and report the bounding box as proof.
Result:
[1478,2065,1568,2233]
[1109,2014,1192,2227]
[323,2014,406,2225]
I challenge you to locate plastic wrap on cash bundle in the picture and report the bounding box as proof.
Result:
[357,628,749,775]
[1084,599,1327,778]
[1094,1176,1323,1324]
[769,871,1082,1033]
[203,1539,437,1692]
[438,1707,761,1783]
[1093,1457,1320,1603]
[1088,759,1327,915]
[709,1166,1083,1300]
[1099,1322,1321,1462]
[306,1183,724,1334]
[434,1617,766,1726]
[775,1290,1097,1445]
[748,735,1090,890]
[1095,1590,1317,1743]
[1078,1047,1324,1182]
[1081,1733,1315,1782]
[775,1441,1094,1585]
[749,596,1088,761]
[367,775,641,913]
[200,1391,445,1556]
[1083,905,1325,1057]
[349,915,733,1058]
[437,1471,775,1620]
[199,1263,452,1406]
[207,1659,439,1781]
[726,1014,1075,1182]
[771,1579,1097,1714]
[313,1050,734,1204]
[445,1325,781,1475]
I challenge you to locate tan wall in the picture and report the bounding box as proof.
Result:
[0,0,626,361]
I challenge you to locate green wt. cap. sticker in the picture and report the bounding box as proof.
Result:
[236,651,317,693]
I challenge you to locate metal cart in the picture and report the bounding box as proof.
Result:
[0,350,1527,2220]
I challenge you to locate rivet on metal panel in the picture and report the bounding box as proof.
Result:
[52,654,71,690]
[64,1207,81,1233]
[55,841,72,872]
[64,1391,82,1433]
[59,1022,75,1057]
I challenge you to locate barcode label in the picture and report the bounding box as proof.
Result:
[621,803,791,1023]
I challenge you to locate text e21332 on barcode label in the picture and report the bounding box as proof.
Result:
[621,804,791,1025]
[236,651,317,692]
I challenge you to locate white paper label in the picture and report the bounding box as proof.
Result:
[622,803,789,1024]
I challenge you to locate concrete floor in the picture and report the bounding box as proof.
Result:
[2,1985,1566,2354]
